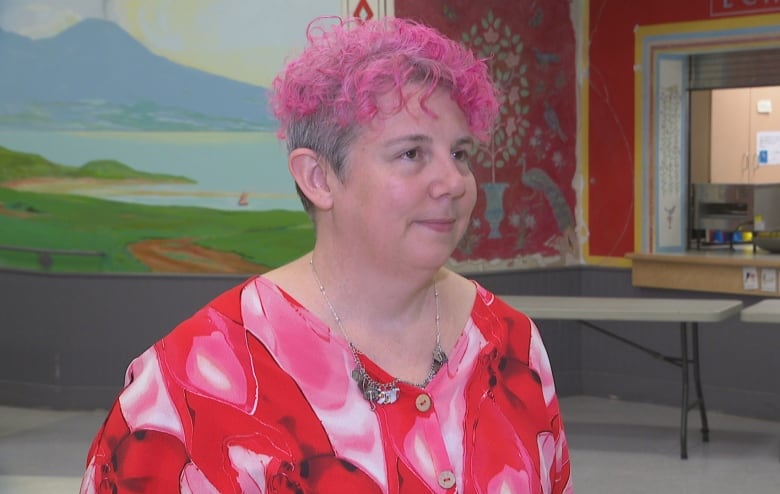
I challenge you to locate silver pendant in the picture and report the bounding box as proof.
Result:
[351,364,399,405]
[376,387,400,405]
[433,345,448,367]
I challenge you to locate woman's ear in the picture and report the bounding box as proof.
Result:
[288,148,334,210]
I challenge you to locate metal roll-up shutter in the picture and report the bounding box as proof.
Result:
[689,48,780,90]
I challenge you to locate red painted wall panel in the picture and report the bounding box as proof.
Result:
[588,0,717,258]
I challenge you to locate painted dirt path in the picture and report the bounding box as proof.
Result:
[128,238,270,274]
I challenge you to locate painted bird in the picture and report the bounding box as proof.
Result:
[544,102,567,142]
[534,48,560,66]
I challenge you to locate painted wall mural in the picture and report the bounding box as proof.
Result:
[0,0,343,273]
[1,0,579,274]
[397,1,581,270]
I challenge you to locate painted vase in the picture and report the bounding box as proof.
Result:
[481,181,509,239]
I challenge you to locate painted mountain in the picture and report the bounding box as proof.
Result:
[0,19,276,131]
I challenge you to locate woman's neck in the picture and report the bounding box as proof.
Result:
[309,248,440,334]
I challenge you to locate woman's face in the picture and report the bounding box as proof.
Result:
[328,85,477,272]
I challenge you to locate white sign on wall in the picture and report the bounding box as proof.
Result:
[757,131,780,166]
[760,268,778,293]
[342,0,395,20]
[743,267,759,291]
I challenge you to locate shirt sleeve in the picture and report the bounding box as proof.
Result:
[80,401,195,493]
[79,342,217,493]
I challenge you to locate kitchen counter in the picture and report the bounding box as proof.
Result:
[627,248,780,297]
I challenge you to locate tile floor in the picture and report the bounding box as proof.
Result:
[1,395,778,493]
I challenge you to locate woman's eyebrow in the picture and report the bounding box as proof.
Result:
[382,134,432,148]
[454,136,476,149]
[382,135,475,149]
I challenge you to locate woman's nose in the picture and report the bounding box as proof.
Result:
[429,154,468,198]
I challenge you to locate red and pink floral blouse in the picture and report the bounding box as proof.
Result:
[80,276,572,493]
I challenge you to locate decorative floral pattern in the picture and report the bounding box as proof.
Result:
[461,9,530,184]
[399,1,578,265]
[80,277,572,493]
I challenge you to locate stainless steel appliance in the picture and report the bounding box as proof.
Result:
[691,183,780,249]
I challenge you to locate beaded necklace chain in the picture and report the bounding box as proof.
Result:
[309,257,447,406]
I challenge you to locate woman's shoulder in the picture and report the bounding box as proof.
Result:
[159,276,257,346]
[136,276,275,412]
[468,281,529,319]
[437,270,533,332]
[465,279,536,356]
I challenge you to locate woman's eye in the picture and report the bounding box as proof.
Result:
[452,149,474,171]
[402,149,419,160]
[452,150,468,161]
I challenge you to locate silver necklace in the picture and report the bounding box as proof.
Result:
[310,257,447,407]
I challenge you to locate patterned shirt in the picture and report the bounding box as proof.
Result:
[80,276,572,493]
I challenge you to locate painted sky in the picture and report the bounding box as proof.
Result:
[0,0,341,86]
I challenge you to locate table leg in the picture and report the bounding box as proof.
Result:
[691,323,710,442]
[680,322,689,459]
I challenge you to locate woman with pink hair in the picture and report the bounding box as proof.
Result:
[81,16,571,493]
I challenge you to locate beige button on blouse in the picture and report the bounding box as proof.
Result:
[415,393,432,412]
[438,469,456,489]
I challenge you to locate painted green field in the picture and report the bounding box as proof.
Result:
[0,145,313,273]
[0,145,196,183]
[0,186,314,273]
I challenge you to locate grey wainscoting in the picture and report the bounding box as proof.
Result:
[2,266,778,420]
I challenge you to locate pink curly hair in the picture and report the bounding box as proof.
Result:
[268,16,499,212]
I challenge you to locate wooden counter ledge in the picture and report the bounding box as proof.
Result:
[627,250,780,297]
